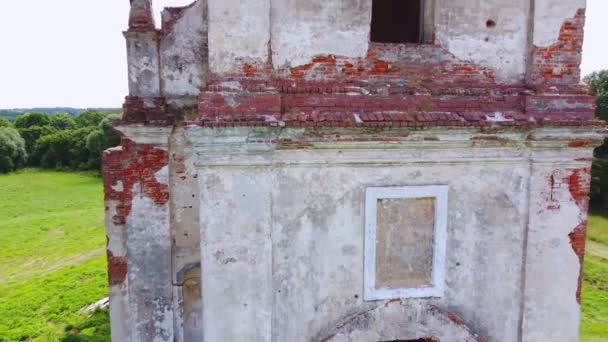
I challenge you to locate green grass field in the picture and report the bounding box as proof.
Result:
[582,215,608,341]
[0,171,109,341]
[0,170,606,341]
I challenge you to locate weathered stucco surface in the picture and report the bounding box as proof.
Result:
[375,198,435,289]
[181,127,601,342]
[159,1,207,97]
[522,164,589,341]
[434,0,530,82]
[208,0,549,82]
[207,0,270,74]
[126,31,161,97]
[533,0,586,46]
[270,0,372,69]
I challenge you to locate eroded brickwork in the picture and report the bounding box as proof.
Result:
[102,138,169,226]
[107,250,128,286]
[196,78,598,128]
[528,9,586,89]
[568,167,592,304]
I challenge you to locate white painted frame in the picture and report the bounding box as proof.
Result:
[364,185,448,301]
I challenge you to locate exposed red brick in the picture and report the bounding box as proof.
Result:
[102,138,170,226]
[528,9,586,88]
[569,168,591,210]
[567,167,591,304]
[276,43,497,86]
[107,251,128,286]
[123,96,174,124]
[446,311,463,325]
[196,80,601,127]
[128,0,156,32]
[569,222,587,304]
[568,140,595,148]
[243,63,261,78]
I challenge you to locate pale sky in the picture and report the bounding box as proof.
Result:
[0,0,606,109]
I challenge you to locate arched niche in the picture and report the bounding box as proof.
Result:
[316,300,481,342]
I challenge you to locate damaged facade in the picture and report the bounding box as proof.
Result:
[103,0,605,341]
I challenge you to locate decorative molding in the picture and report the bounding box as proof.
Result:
[115,125,172,146]
[182,126,599,168]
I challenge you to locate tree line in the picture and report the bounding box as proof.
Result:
[585,70,608,212]
[0,111,120,173]
[0,108,120,122]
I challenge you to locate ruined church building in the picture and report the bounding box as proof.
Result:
[103,0,605,341]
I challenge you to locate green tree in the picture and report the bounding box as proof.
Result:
[49,113,77,131]
[85,114,122,169]
[0,127,27,173]
[585,70,608,211]
[0,117,11,127]
[17,125,57,157]
[99,114,122,147]
[33,127,97,170]
[75,110,107,128]
[585,71,608,120]
[14,112,50,129]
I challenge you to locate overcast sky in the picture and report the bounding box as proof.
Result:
[0,0,606,109]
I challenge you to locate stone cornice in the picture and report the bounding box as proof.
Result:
[182,126,604,168]
[115,124,172,146]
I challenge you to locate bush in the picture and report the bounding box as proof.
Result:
[585,71,608,120]
[1,110,122,173]
[0,127,27,173]
[18,125,57,158]
[14,112,50,129]
[98,115,121,148]
[591,159,608,212]
[75,110,107,128]
[49,113,77,131]
[585,70,608,211]
[0,117,11,127]
[33,127,97,170]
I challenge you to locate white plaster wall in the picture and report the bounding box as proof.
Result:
[160,0,207,96]
[521,165,585,342]
[533,0,586,47]
[195,144,534,342]
[126,183,174,342]
[199,167,274,341]
[104,198,130,342]
[168,127,203,342]
[126,32,161,97]
[434,0,530,82]
[207,0,270,74]
[271,162,527,342]
[202,0,534,81]
[270,0,372,68]
[325,301,480,341]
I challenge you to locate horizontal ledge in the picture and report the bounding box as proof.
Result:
[192,148,592,168]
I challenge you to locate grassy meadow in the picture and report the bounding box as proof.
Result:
[0,170,606,341]
[0,171,109,341]
[582,215,608,341]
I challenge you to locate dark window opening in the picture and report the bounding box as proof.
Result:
[371,0,423,44]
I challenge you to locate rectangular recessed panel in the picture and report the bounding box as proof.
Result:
[375,197,435,289]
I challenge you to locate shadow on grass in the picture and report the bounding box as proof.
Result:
[59,309,111,342]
